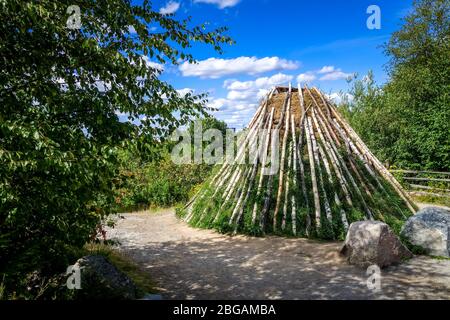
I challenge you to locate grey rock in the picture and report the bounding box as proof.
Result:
[74,255,137,299]
[341,221,413,268]
[401,207,450,257]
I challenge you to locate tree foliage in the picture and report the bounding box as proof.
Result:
[341,0,449,171]
[338,72,398,165]
[0,0,232,288]
[116,117,229,210]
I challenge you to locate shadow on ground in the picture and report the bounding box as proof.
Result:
[107,210,450,300]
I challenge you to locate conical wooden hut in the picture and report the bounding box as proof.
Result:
[178,85,417,239]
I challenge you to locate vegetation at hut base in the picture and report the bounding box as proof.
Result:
[390,170,450,207]
[411,194,450,208]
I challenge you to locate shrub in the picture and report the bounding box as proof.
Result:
[0,0,231,297]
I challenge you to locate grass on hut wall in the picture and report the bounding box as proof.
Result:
[178,134,413,240]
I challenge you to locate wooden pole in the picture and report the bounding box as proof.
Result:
[312,107,353,207]
[327,100,416,213]
[312,106,374,220]
[281,141,292,231]
[251,106,276,224]
[231,97,275,230]
[260,90,289,232]
[290,115,298,235]
[273,84,291,231]
[310,116,333,224]
[317,140,349,230]
[296,84,311,235]
[305,115,321,229]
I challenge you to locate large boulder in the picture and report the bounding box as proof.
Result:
[73,255,137,299]
[341,221,413,268]
[401,207,450,257]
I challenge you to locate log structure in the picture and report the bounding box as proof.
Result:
[178,85,417,239]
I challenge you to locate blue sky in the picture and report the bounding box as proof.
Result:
[149,0,414,129]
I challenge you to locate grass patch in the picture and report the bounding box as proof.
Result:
[83,243,158,297]
[399,235,428,255]
[430,256,450,261]
[411,194,450,208]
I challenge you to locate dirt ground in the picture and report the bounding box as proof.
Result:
[107,208,450,300]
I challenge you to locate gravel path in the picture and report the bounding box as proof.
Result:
[107,209,450,300]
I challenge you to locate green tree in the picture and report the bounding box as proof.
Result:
[116,116,229,210]
[0,0,232,291]
[383,0,450,170]
[338,72,400,166]
[188,117,229,138]
[341,0,449,170]
[187,116,229,154]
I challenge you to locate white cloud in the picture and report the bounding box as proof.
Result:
[179,56,299,79]
[209,73,292,128]
[224,79,253,91]
[206,95,260,129]
[214,73,293,127]
[207,98,229,110]
[208,98,256,112]
[297,73,316,83]
[194,0,240,9]
[94,79,111,92]
[127,25,136,34]
[141,55,164,71]
[318,66,335,74]
[256,89,270,100]
[254,73,293,88]
[227,90,255,101]
[203,65,353,129]
[346,94,355,103]
[160,1,180,15]
[225,73,293,91]
[213,109,256,128]
[326,93,354,105]
[54,76,112,92]
[160,88,196,101]
[115,110,128,117]
[296,65,354,82]
[319,70,354,81]
[176,88,194,97]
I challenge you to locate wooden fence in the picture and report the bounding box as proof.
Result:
[389,170,450,199]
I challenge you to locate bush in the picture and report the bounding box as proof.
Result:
[115,117,228,210]
[0,0,231,297]
[339,0,450,171]
[115,152,213,210]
